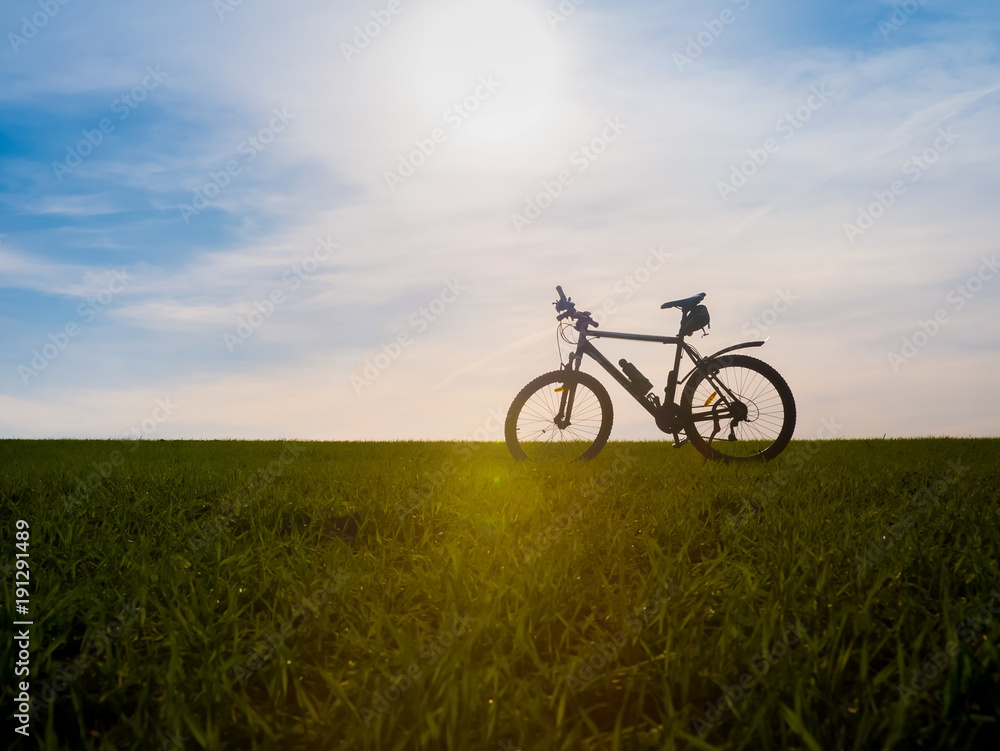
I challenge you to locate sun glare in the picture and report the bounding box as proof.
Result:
[394,0,569,144]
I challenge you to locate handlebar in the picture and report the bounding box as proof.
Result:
[553,286,598,328]
[554,285,570,312]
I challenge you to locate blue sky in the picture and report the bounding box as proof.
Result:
[1,0,999,440]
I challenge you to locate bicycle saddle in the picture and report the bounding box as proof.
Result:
[660,293,706,311]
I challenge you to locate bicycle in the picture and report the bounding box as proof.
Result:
[504,286,796,462]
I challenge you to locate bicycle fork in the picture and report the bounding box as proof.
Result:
[554,385,576,430]
[554,353,582,429]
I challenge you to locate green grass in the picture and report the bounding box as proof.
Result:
[2,438,1000,750]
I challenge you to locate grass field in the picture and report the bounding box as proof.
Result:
[2,437,1000,750]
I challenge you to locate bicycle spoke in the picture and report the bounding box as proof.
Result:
[682,356,794,461]
[507,370,612,461]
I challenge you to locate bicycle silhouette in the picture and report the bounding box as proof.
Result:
[505,287,796,462]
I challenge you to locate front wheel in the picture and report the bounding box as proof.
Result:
[680,354,796,462]
[505,370,613,461]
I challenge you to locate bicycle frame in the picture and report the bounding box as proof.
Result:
[563,325,767,430]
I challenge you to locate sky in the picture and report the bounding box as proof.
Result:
[1,0,998,441]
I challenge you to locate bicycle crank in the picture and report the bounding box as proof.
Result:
[654,402,683,434]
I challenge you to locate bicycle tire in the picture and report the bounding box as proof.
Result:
[680,354,796,462]
[505,370,613,462]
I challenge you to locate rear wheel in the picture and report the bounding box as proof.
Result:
[505,370,613,461]
[681,354,795,462]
